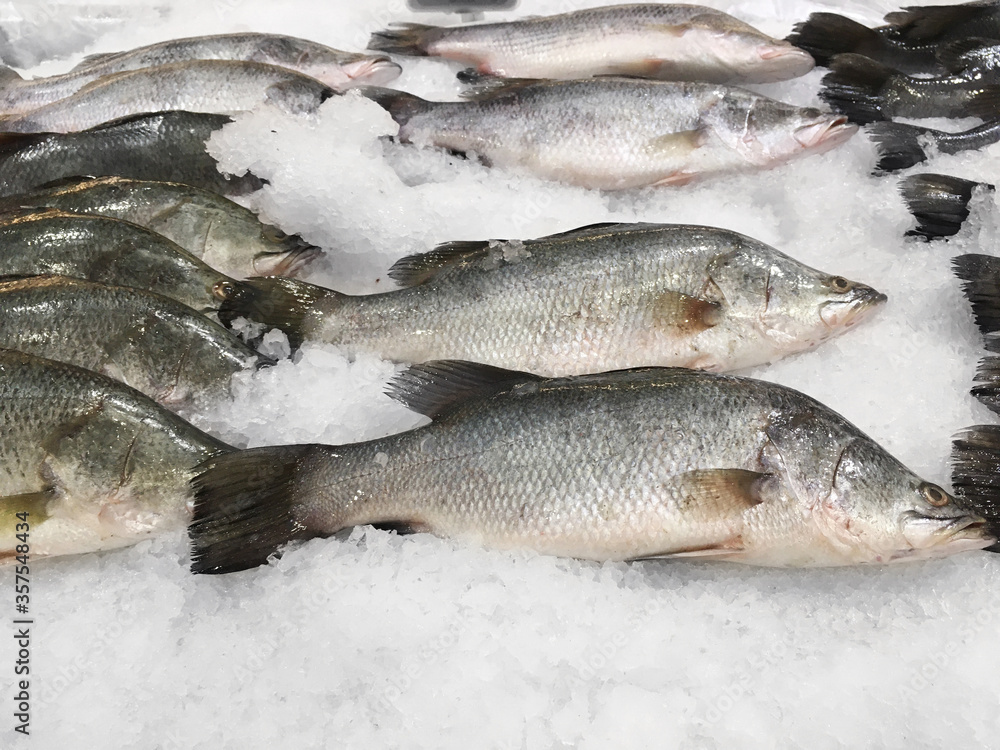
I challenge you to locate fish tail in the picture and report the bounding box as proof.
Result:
[866,121,929,173]
[786,13,886,68]
[218,276,335,351]
[953,254,1000,335]
[820,53,895,125]
[963,86,1000,120]
[899,173,991,240]
[951,425,1000,552]
[972,350,1000,414]
[885,4,989,44]
[189,445,320,574]
[356,86,431,127]
[367,22,444,57]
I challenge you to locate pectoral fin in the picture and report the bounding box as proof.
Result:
[644,128,706,159]
[675,468,766,513]
[653,291,723,336]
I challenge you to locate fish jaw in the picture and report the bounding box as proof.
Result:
[752,44,815,82]
[819,286,888,329]
[793,114,858,154]
[897,513,995,561]
[251,240,323,277]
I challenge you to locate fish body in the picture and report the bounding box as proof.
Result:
[0,111,260,198]
[0,349,230,562]
[0,176,319,278]
[0,60,334,134]
[190,362,990,573]
[369,4,813,84]
[0,33,399,116]
[821,53,1000,124]
[363,79,856,189]
[0,276,267,408]
[0,209,236,313]
[219,223,885,374]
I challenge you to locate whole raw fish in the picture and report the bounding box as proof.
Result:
[0,32,399,115]
[218,223,885,374]
[190,362,990,573]
[369,4,813,84]
[361,79,856,189]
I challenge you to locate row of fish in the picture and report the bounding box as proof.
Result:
[1,7,997,572]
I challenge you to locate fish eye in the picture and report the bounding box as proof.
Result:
[830,276,851,293]
[212,281,236,300]
[920,483,950,507]
[262,226,289,244]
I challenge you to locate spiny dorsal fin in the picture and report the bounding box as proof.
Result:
[387,241,493,287]
[386,360,544,419]
[459,77,542,101]
[71,51,122,70]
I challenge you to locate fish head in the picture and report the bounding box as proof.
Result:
[693,32,814,83]
[710,98,857,165]
[706,242,886,354]
[825,438,993,562]
[252,37,401,90]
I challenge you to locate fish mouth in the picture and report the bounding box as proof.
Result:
[819,286,887,328]
[756,45,815,80]
[341,56,402,88]
[793,115,858,153]
[900,511,995,554]
[252,237,323,277]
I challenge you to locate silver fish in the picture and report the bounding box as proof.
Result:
[0,348,230,562]
[0,60,334,134]
[0,176,320,278]
[369,4,813,84]
[189,362,991,573]
[362,79,856,189]
[0,32,399,116]
[218,223,885,374]
[0,276,270,408]
[0,111,261,199]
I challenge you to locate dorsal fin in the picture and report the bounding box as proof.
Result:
[532,222,656,242]
[386,360,544,419]
[458,77,542,101]
[33,174,103,191]
[388,241,494,287]
[71,51,123,70]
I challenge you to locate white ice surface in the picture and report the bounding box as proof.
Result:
[4,1,1000,748]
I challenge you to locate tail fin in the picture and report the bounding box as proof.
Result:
[972,349,1000,414]
[786,13,885,67]
[189,445,318,573]
[217,276,335,351]
[899,173,991,239]
[867,121,929,173]
[953,254,1000,335]
[820,53,895,124]
[356,86,431,127]
[0,65,22,84]
[885,3,991,44]
[367,22,444,56]
[951,425,1000,552]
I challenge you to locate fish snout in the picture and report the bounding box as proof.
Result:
[756,44,815,80]
[253,236,323,277]
[819,285,887,328]
[793,114,858,152]
[901,509,995,552]
[342,56,403,88]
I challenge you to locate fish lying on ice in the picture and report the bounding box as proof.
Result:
[368,4,813,84]
[898,173,993,239]
[0,111,261,198]
[0,276,271,408]
[820,53,1000,124]
[867,119,1000,173]
[0,209,251,314]
[361,78,856,189]
[0,176,320,278]
[218,223,886,374]
[0,32,399,116]
[0,349,231,562]
[0,60,335,133]
[189,361,991,573]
